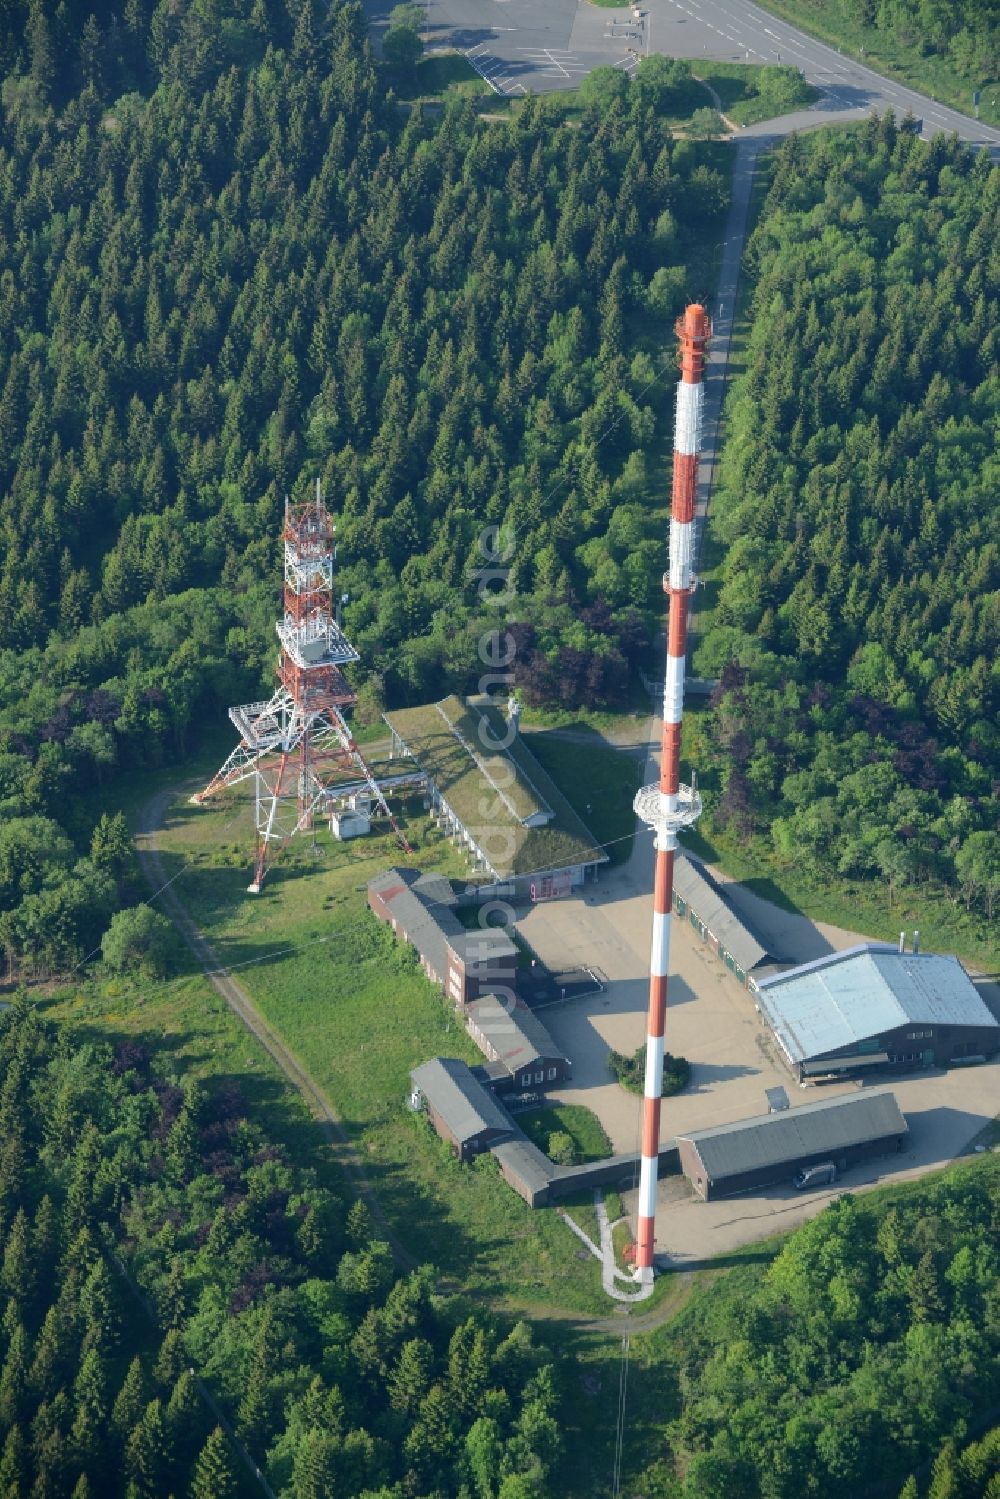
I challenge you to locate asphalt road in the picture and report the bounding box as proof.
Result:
[366,0,1000,151]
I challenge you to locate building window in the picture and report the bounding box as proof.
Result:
[521,1073,530,1086]
[548,1067,557,1080]
[535,1071,544,1083]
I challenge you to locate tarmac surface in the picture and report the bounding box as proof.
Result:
[364,0,1000,154]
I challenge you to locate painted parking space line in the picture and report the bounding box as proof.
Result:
[519,48,588,77]
[464,46,510,94]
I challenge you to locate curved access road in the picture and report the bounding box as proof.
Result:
[136,787,417,1273]
[653,0,1000,154]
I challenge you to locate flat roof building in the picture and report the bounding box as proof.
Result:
[753,944,999,1081]
[465,995,570,1091]
[384,696,607,893]
[678,1090,908,1200]
[410,1057,515,1161]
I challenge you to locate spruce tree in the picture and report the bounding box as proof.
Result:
[0,1425,26,1493]
[124,1397,167,1496]
[111,1358,145,1446]
[79,1259,118,1358]
[0,1324,29,1430]
[190,1427,237,1499]
[153,1331,186,1394]
[1,1208,34,1308]
[346,1198,372,1248]
[71,1348,109,1467]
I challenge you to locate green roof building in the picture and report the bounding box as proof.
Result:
[384,695,607,893]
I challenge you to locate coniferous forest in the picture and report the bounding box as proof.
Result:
[0,0,727,974]
[0,994,561,1497]
[697,118,999,931]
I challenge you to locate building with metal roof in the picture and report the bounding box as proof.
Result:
[678,1090,908,1199]
[753,944,999,1081]
[465,995,570,1090]
[410,1058,515,1161]
[383,696,607,892]
[672,853,784,986]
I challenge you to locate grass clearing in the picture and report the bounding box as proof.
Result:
[101,780,623,1315]
[519,1103,613,1164]
[414,52,484,94]
[696,61,817,125]
[611,1217,634,1272]
[676,774,999,968]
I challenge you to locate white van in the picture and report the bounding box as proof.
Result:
[793,1161,837,1190]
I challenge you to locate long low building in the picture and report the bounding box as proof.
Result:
[384,695,607,895]
[410,1058,515,1161]
[672,853,784,987]
[752,943,1000,1082]
[369,867,518,1006]
[677,1091,908,1200]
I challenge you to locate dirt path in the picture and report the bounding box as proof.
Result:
[136,787,416,1272]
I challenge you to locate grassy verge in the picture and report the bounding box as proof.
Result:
[752,0,998,128]
[523,731,642,867]
[520,1103,613,1164]
[697,61,818,125]
[611,1217,634,1272]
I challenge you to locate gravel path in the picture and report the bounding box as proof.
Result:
[136,787,416,1272]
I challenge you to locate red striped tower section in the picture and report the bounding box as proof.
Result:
[632,303,710,1281]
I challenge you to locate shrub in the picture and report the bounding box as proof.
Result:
[547,1131,577,1166]
[101,905,175,978]
[609,1046,690,1096]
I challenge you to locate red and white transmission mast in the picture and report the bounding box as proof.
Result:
[194,482,410,892]
[631,304,710,1280]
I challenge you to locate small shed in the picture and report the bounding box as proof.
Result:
[678,1090,908,1200]
[330,809,370,840]
[410,1057,514,1161]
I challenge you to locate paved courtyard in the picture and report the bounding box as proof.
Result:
[516,724,1000,1265]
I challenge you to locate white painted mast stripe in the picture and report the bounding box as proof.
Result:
[637,1167,658,1220]
[674,380,704,455]
[650,910,671,978]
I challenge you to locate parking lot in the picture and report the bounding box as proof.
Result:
[516,729,1000,1266]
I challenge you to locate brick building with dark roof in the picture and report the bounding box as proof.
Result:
[410,1058,515,1161]
[464,995,571,1091]
[368,867,517,1007]
[677,1090,908,1200]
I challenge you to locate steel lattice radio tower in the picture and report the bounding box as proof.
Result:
[631,304,710,1280]
[194,481,411,891]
